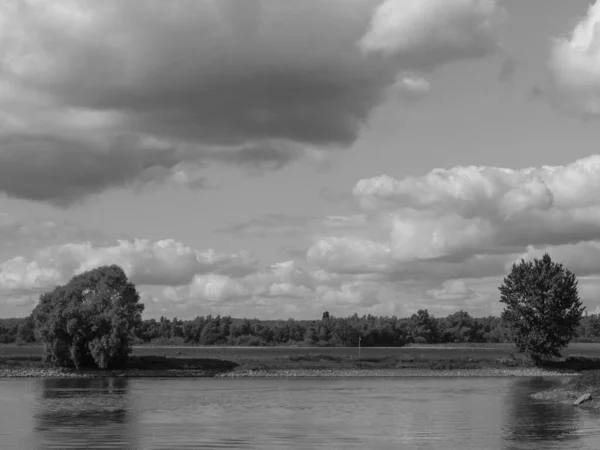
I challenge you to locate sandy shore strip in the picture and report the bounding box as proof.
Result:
[0,367,579,378]
[215,368,578,378]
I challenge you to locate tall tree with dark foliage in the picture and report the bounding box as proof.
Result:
[33,265,144,369]
[499,254,584,363]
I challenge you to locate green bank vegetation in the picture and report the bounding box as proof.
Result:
[5,343,600,374]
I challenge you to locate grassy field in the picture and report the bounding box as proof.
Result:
[4,343,600,372]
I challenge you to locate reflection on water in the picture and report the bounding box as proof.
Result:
[0,377,599,449]
[501,377,600,450]
[33,378,138,449]
[503,378,579,448]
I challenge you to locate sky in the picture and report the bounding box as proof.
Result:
[2,0,600,320]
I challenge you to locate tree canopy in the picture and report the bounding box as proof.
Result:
[499,253,584,363]
[33,265,144,370]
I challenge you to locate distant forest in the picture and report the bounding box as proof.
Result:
[3,309,600,347]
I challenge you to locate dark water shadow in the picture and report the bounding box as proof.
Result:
[502,377,584,450]
[33,378,138,449]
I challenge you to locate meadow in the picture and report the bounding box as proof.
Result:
[4,343,600,373]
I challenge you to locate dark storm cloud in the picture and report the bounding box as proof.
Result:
[0,0,504,205]
[0,133,181,206]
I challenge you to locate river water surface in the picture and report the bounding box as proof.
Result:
[0,377,599,449]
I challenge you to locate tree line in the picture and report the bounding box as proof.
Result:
[4,307,600,348]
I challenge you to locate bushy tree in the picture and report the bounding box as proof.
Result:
[33,265,144,370]
[499,254,584,363]
[410,309,437,344]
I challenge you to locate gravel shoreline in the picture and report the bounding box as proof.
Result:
[215,368,578,378]
[0,367,579,378]
[0,368,224,378]
[530,388,600,410]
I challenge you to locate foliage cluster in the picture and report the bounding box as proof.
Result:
[32,265,144,369]
[500,253,585,362]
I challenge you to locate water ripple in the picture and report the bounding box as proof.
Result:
[1,377,600,449]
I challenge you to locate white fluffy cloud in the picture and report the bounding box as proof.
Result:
[549,0,600,116]
[389,213,493,262]
[308,154,600,314]
[0,257,61,295]
[306,236,393,275]
[164,260,312,305]
[0,233,388,318]
[347,154,600,262]
[360,0,501,65]
[0,239,258,293]
[0,0,505,204]
[157,258,388,318]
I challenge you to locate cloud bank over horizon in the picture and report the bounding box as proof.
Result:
[0,0,505,205]
[3,154,600,319]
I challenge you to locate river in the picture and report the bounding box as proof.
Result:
[0,377,599,449]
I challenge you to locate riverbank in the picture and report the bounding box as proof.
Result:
[5,345,600,379]
[216,367,578,378]
[530,370,600,409]
[0,366,579,378]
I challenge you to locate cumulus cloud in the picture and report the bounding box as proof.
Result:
[309,154,600,284]
[0,239,259,295]
[285,155,600,316]
[359,0,502,66]
[0,0,505,204]
[352,155,600,259]
[307,236,393,275]
[389,213,493,262]
[0,257,61,295]
[161,259,381,313]
[0,233,386,317]
[549,0,600,116]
